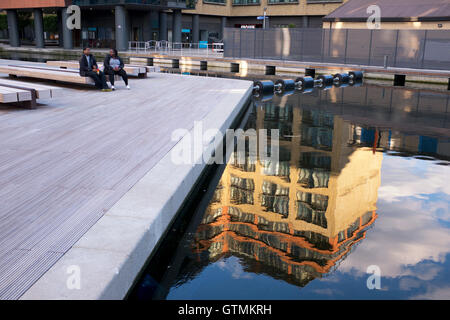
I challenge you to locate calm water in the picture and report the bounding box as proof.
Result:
[130,83,450,300]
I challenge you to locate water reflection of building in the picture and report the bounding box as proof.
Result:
[191,99,383,287]
[316,85,450,159]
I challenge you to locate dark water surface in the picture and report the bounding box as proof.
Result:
[134,83,450,300]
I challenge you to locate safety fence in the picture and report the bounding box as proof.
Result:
[223,28,450,70]
[128,41,224,57]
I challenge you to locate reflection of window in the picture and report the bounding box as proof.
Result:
[258,216,290,234]
[298,168,330,188]
[228,206,255,223]
[211,183,223,203]
[264,104,293,141]
[299,152,331,170]
[361,211,374,226]
[261,147,291,181]
[230,151,256,172]
[294,230,331,250]
[230,175,254,204]
[296,191,328,228]
[302,110,334,128]
[201,207,222,224]
[301,126,333,151]
[261,181,289,217]
[347,219,360,238]
[261,160,291,180]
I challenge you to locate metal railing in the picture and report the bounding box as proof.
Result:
[224,27,450,71]
[128,41,224,57]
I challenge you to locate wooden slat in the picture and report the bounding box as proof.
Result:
[0,86,32,102]
[0,79,53,99]
[0,88,19,103]
[0,65,92,85]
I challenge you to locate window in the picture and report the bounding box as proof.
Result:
[232,0,260,5]
[307,0,342,3]
[268,0,298,3]
[203,0,226,4]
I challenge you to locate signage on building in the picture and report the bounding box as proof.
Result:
[240,25,256,29]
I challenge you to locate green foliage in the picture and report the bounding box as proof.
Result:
[0,14,7,30]
[288,23,296,28]
[18,12,32,29]
[186,0,197,9]
[43,15,58,33]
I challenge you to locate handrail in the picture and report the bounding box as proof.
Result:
[128,41,224,57]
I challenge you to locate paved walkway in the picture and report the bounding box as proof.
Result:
[0,66,251,299]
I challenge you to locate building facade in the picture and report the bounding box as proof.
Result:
[0,0,347,50]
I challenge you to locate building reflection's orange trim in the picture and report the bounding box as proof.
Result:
[194,207,377,275]
[197,206,377,255]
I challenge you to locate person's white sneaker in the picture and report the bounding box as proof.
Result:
[126,85,130,90]
[111,85,115,91]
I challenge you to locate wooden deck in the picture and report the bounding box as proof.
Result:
[0,67,252,299]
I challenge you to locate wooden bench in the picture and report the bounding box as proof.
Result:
[46,60,149,77]
[0,64,123,86]
[0,77,64,109]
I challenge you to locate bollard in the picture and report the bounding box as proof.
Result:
[394,74,406,86]
[265,66,276,76]
[305,68,315,78]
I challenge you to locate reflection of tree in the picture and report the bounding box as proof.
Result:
[186,0,197,9]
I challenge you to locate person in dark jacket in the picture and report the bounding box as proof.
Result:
[79,47,111,91]
[104,48,129,90]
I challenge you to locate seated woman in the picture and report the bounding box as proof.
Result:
[103,49,129,90]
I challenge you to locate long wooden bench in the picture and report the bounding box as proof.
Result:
[46,60,148,77]
[0,64,123,86]
[0,64,94,85]
[0,77,64,109]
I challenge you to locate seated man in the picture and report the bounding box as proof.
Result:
[79,47,111,92]
[104,48,130,90]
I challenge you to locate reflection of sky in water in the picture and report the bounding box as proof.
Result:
[167,155,450,300]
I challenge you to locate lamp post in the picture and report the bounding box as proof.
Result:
[263,7,267,29]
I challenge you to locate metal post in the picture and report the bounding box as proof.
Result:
[7,10,20,47]
[61,7,73,49]
[172,9,182,44]
[262,28,265,59]
[421,30,428,69]
[343,29,349,64]
[57,10,63,47]
[367,29,373,66]
[254,28,256,58]
[393,29,400,68]
[220,17,227,40]
[159,11,168,41]
[33,8,45,48]
[192,14,199,44]
[115,5,129,51]
[239,28,242,58]
[263,8,267,29]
